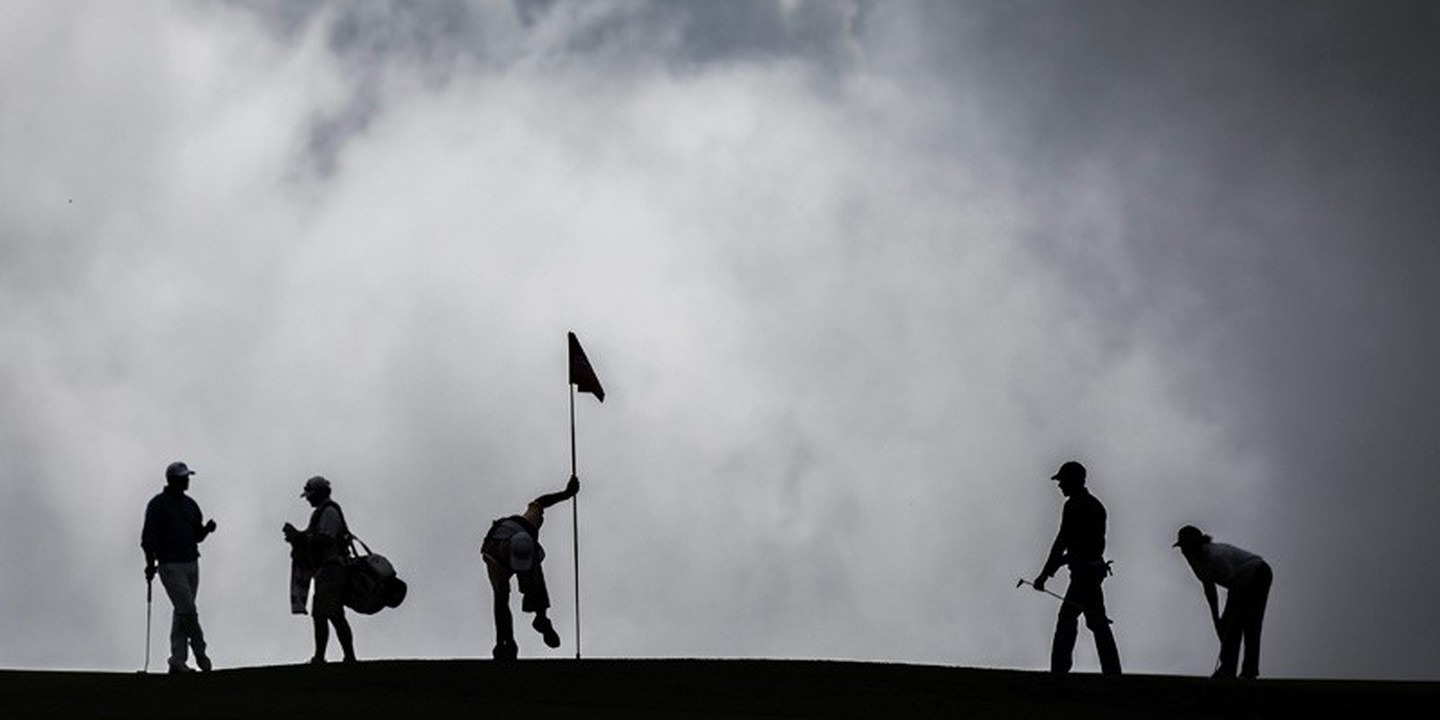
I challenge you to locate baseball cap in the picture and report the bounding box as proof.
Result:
[1050,461,1086,482]
[301,475,331,498]
[509,531,536,572]
[1173,524,1206,547]
[166,461,196,480]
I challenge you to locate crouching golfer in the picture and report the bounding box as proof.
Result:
[283,476,357,664]
[1174,525,1273,679]
[481,475,579,659]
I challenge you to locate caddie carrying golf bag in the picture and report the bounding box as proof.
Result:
[344,536,408,615]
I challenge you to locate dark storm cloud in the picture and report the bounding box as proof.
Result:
[233,0,869,173]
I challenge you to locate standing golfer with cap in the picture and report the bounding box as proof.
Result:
[283,475,357,664]
[481,475,579,659]
[1173,525,1273,679]
[141,460,217,673]
[1031,460,1122,675]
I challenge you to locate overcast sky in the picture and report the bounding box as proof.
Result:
[3,1,1438,681]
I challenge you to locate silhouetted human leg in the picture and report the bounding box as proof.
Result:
[1086,605,1121,676]
[517,563,560,648]
[1239,563,1272,679]
[312,615,330,662]
[332,613,356,662]
[159,561,206,672]
[181,613,209,671]
[487,560,517,658]
[310,562,347,663]
[1068,570,1121,675]
[168,609,188,671]
[311,613,354,663]
[183,563,210,671]
[517,563,551,613]
[1050,597,1082,674]
[531,611,560,648]
[1215,601,1243,678]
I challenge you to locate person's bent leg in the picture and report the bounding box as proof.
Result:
[518,565,559,648]
[517,563,551,615]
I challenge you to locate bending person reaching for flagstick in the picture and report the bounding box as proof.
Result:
[480,475,580,660]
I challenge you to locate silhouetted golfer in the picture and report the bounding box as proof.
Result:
[481,475,579,659]
[1031,460,1122,675]
[1173,525,1273,679]
[283,476,357,664]
[141,460,217,673]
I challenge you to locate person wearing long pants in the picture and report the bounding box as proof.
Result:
[480,476,579,660]
[1031,461,1122,675]
[1174,525,1273,679]
[142,461,216,674]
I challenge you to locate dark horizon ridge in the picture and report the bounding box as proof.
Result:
[2,658,1436,719]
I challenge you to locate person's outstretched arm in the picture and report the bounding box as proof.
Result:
[533,475,580,509]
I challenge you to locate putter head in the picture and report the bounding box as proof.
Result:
[1015,578,1026,588]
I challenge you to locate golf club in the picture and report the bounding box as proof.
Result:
[142,575,153,674]
[1015,578,1113,625]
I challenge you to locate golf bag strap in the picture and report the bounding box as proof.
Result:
[348,534,372,558]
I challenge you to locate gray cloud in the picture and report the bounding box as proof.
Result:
[893,0,1440,677]
[2,0,1437,680]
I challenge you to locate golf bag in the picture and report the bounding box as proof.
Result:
[344,536,408,615]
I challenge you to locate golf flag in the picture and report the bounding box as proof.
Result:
[568,332,605,402]
[566,331,604,659]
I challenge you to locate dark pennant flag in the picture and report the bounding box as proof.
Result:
[568,332,605,402]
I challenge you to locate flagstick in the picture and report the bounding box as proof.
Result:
[570,383,581,660]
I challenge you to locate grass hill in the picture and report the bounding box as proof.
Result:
[2,659,1435,719]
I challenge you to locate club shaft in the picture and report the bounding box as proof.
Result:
[144,580,153,673]
[1018,579,1113,624]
